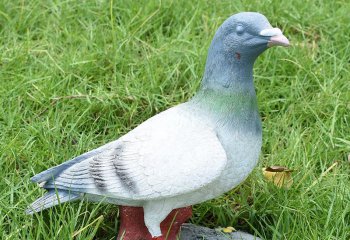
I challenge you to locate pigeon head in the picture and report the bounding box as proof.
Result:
[202,12,289,89]
[219,12,289,59]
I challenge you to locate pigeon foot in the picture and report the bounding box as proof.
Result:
[117,205,192,240]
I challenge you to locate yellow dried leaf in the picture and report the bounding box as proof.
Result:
[262,166,293,188]
[265,166,293,172]
[222,226,236,233]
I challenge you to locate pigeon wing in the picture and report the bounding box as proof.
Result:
[43,105,227,200]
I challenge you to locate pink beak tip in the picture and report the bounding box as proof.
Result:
[268,35,290,47]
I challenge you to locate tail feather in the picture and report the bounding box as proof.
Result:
[30,140,118,183]
[26,190,81,215]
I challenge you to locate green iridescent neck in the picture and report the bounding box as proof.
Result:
[190,87,258,116]
[188,86,261,137]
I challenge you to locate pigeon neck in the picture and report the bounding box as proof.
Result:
[200,40,256,93]
[190,49,259,118]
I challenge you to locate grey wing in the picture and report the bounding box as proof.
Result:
[43,144,136,198]
[31,140,118,183]
[41,106,227,200]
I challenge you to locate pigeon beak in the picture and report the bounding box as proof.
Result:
[259,28,290,47]
[268,35,290,47]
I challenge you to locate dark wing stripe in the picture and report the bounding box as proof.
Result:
[112,145,138,193]
[88,144,138,193]
[89,158,107,189]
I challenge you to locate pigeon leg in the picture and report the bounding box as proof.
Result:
[117,205,192,240]
[143,201,173,237]
[144,201,192,240]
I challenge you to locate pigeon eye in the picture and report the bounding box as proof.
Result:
[236,25,244,35]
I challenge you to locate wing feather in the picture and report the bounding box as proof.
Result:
[41,105,227,200]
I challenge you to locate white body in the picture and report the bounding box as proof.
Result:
[30,102,261,236]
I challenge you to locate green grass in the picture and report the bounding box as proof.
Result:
[1,0,349,239]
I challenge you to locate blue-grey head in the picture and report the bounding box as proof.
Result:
[202,12,289,89]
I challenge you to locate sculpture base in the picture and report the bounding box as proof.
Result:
[180,223,262,240]
[117,206,192,240]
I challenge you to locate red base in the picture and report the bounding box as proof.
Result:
[117,206,192,240]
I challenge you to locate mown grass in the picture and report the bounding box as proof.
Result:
[1,0,349,239]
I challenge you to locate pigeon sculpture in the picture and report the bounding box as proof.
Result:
[27,12,289,240]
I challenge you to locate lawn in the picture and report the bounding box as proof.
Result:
[0,0,349,239]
